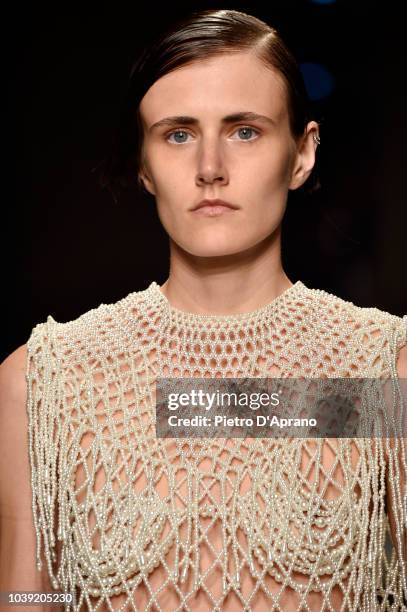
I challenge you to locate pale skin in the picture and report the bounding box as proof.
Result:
[0,50,406,609]
[138,51,316,314]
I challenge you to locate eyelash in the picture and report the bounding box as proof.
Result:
[165,126,261,144]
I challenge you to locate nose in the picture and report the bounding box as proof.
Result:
[195,137,229,186]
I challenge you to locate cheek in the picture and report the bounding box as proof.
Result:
[236,144,293,186]
[149,153,190,198]
[236,164,292,209]
[147,160,189,229]
[241,151,292,225]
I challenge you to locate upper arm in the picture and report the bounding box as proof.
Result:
[0,344,52,592]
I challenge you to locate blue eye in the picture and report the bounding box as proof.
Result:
[166,126,260,144]
[235,127,259,141]
[167,130,191,144]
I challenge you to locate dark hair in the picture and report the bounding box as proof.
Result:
[99,9,320,202]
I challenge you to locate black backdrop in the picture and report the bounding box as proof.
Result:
[3,0,407,362]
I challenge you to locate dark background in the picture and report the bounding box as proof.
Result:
[3,0,407,362]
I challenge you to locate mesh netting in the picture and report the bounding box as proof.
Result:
[26,281,407,610]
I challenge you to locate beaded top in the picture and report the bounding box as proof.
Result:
[25,281,407,610]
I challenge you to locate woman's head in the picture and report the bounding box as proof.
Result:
[102,9,319,259]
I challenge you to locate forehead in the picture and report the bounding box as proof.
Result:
[139,51,288,125]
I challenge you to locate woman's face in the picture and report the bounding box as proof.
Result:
[138,51,314,257]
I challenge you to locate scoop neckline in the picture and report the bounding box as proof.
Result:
[147,280,305,322]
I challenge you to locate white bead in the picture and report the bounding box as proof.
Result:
[25,280,407,608]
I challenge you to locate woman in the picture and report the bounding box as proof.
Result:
[1,9,406,611]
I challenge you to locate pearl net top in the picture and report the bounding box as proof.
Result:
[25,281,407,611]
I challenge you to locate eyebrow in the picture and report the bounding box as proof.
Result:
[149,111,276,132]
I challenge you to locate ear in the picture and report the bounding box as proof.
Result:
[289,121,320,191]
[138,160,156,196]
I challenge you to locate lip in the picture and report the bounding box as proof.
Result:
[191,199,239,215]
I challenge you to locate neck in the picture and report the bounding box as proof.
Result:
[160,230,293,316]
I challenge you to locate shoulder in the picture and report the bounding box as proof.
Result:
[0,343,28,404]
[0,286,147,423]
[0,345,29,470]
[0,343,30,467]
[300,284,407,375]
[0,343,31,510]
[22,285,157,384]
[303,283,406,336]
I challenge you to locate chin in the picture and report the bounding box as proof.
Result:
[181,238,256,259]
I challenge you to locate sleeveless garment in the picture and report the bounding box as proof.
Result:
[25,281,407,611]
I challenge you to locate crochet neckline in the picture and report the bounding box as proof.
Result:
[146,279,306,323]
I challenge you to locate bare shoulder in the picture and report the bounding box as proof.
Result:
[0,344,29,479]
[0,343,28,403]
[0,343,29,455]
[0,342,31,518]
[0,342,28,367]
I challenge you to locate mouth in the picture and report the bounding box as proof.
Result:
[190,199,240,216]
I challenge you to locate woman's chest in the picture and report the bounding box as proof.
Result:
[64,416,380,609]
[57,363,386,609]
